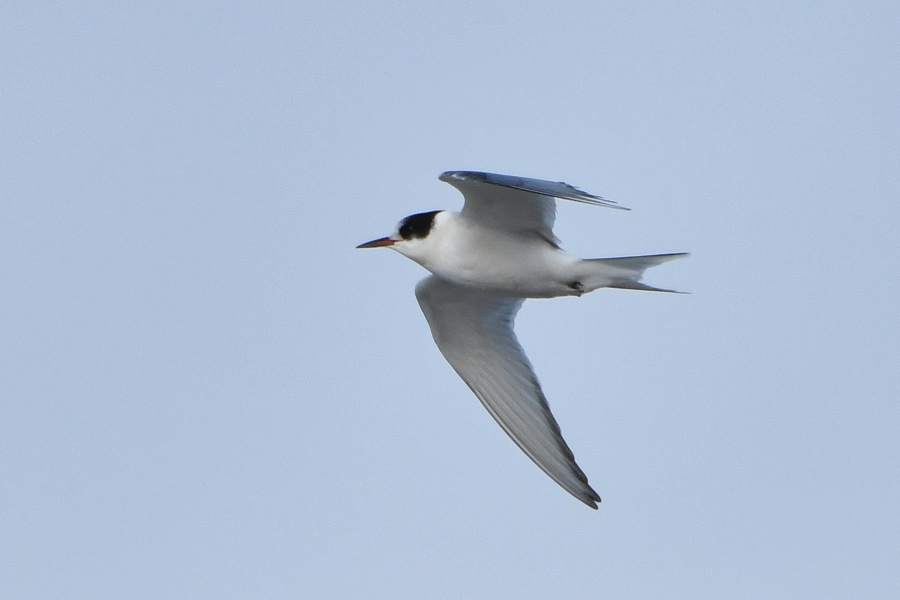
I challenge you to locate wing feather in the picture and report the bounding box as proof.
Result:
[415,275,601,508]
[439,170,627,244]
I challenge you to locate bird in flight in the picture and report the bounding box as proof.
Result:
[357,171,687,508]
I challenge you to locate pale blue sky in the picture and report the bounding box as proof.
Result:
[2,1,899,598]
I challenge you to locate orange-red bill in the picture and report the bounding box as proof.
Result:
[356,236,396,248]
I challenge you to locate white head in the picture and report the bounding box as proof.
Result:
[357,210,447,266]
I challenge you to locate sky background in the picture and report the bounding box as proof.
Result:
[2,1,899,598]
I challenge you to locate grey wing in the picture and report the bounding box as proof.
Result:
[439,170,627,242]
[415,275,601,508]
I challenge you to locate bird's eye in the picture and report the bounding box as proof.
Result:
[397,210,440,240]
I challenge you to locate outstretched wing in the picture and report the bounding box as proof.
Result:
[439,170,627,244]
[415,275,601,508]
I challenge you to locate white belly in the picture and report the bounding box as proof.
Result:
[427,229,579,298]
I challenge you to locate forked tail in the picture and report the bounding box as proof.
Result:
[580,252,689,293]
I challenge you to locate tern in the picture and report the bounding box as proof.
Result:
[358,171,687,508]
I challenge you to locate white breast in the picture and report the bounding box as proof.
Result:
[421,212,579,298]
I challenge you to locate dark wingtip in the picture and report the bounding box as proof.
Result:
[580,485,602,509]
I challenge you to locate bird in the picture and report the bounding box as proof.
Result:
[357,170,687,508]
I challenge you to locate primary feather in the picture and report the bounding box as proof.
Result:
[416,276,602,508]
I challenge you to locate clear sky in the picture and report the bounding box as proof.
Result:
[2,1,899,598]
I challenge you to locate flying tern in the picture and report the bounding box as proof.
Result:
[358,170,687,508]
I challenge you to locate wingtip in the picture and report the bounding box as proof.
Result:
[570,188,630,211]
[579,493,601,509]
[575,483,602,509]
